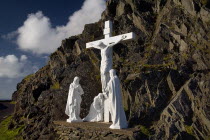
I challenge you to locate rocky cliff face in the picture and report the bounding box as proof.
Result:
[11,0,210,139]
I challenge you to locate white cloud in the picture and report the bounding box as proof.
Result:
[0,54,39,100]
[0,54,32,78]
[20,55,27,61]
[15,0,106,54]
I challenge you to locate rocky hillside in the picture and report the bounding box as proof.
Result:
[10,0,210,139]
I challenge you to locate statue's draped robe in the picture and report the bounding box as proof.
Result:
[107,75,128,129]
[83,96,103,122]
[65,83,84,121]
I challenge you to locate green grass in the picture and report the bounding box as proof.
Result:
[163,55,171,61]
[89,35,95,41]
[142,63,172,69]
[10,101,16,104]
[95,74,101,81]
[184,125,194,136]
[182,53,189,59]
[169,25,175,30]
[24,74,34,81]
[124,79,131,84]
[0,116,24,140]
[139,125,151,136]
[50,82,60,90]
[201,0,208,5]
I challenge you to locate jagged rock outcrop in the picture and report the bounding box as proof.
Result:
[11,0,210,139]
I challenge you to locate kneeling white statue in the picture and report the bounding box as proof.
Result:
[65,77,84,122]
[106,69,128,129]
[83,93,104,122]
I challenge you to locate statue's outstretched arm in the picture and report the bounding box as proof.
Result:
[108,35,127,47]
[89,41,106,49]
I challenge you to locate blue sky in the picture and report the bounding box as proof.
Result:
[0,0,106,100]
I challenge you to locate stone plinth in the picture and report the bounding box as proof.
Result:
[54,121,141,140]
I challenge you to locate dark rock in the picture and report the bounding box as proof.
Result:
[11,0,210,139]
[7,121,15,130]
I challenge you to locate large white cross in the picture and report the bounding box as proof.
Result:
[86,20,135,122]
[86,21,135,48]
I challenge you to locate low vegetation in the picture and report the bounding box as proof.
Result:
[135,125,151,137]
[0,116,24,140]
[24,74,35,81]
[10,101,16,104]
[184,124,194,136]
[139,125,151,136]
[201,0,208,5]
[50,82,60,90]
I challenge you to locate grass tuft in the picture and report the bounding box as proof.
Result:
[10,101,16,104]
[0,116,24,140]
[50,82,60,90]
[24,74,34,81]
[184,125,194,136]
[140,125,151,136]
[135,125,151,136]
[201,0,208,5]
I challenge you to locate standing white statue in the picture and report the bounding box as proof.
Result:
[83,93,104,122]
[65,77,84,123]
[105,69,128,129]
[86,20,136,122]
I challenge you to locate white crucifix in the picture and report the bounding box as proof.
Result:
[86,20,136,122]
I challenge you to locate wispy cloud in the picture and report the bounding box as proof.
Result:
[9,0,106,54]
[1,31,18,40]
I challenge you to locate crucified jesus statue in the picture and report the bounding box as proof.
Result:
[89,35,127,93]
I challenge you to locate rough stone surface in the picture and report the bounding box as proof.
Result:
[11,0,210,139]
[54,121,140,140]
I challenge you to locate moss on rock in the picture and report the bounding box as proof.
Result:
[0,116,24,140]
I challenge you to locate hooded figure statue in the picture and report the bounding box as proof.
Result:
[83,93,104,122]
[106,69,128,129]
[65,76,84,122]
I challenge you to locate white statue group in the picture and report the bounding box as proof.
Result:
[65,20,135,129]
